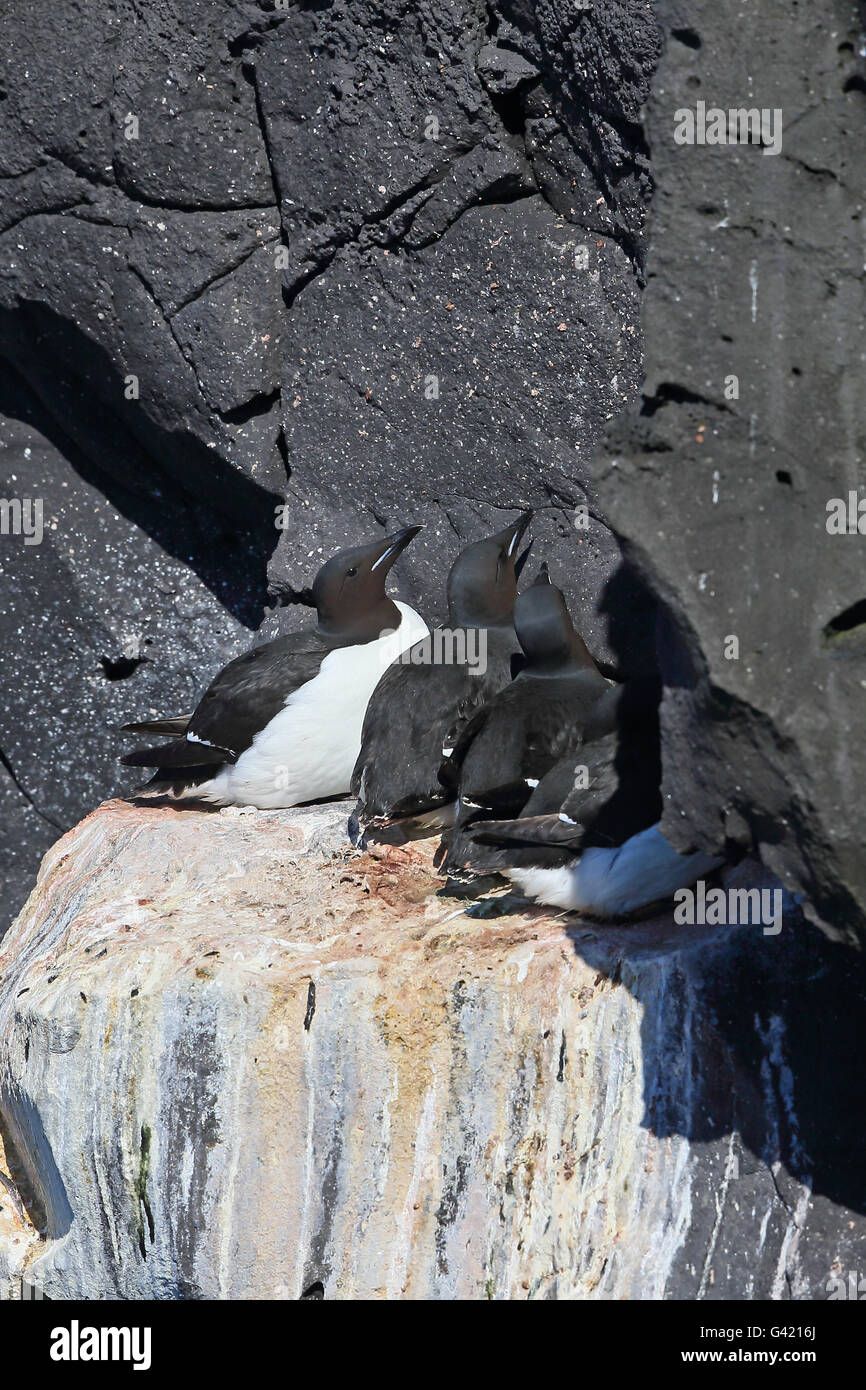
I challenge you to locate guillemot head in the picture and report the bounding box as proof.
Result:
[446,510,533,628]
[312,525,422,644]
[513,564,599,675]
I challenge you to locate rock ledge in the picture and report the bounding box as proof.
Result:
[0,799,861,1299]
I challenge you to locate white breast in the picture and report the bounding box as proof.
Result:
[199,602,429,809]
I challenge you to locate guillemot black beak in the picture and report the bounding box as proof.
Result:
[498,509,533,559]
[370,524,423,573]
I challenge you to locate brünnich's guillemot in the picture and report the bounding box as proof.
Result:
[438,565,609,875]
[462,676,724,917]
[349,511,533,844]
[120,527,427,808]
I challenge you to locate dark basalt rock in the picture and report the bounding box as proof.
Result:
[266,192,646,646]
[596,0,866,947]
[0,373,263,927]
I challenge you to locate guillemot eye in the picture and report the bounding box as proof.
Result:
[347,566,359,577]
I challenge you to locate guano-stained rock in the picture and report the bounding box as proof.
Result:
[0,799,863,1300]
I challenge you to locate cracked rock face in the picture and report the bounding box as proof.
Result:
[596,0,866,945]
[0,799,864,1299]
[0,0,659,933]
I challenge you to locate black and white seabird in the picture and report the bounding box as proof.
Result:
[349,511,533,842]
[438,565,609,874]
[462,676,724,916]
[120,527,427,808]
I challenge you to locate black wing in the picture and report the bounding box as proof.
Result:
[121,629,331,770]
[352,631,513,823]
[440,671,607,875]
[457,685,590,810]
[458,680,663,873]
[451,740,615,876]
[186,629,331,758]
[121,738,224,769]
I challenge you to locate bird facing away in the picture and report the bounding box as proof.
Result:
[463,676,724,917]
[439,565,609,875]
[349,511,533,843]
[120,526,427,808]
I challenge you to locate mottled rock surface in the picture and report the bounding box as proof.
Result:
[0,0,660,934]
[0,799,863,1300]
[597,1,866,945]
